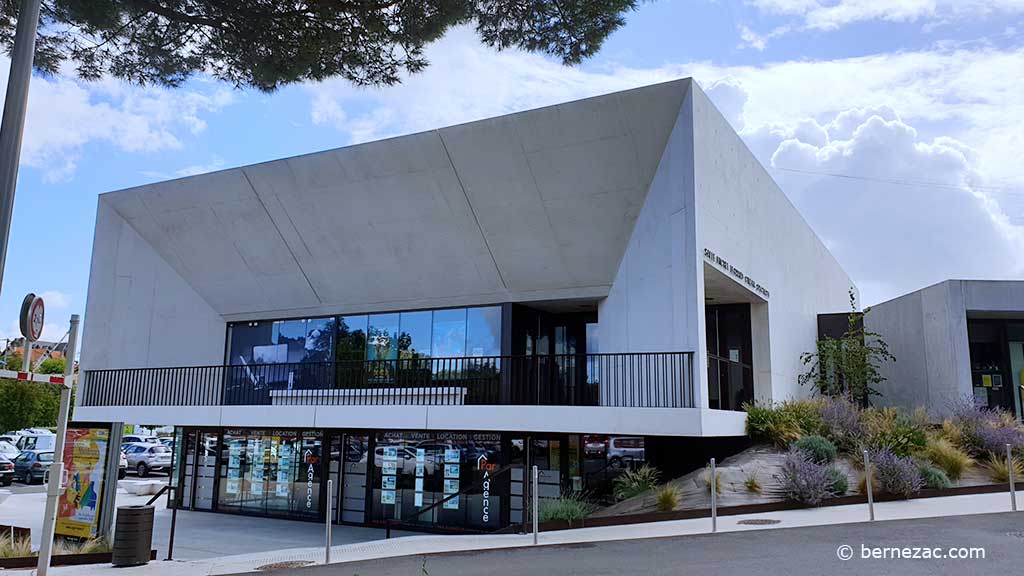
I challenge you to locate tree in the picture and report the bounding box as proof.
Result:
[1,354,22,371]
[1,1,639,92]
[798,288,895,402]
[38,357,66,374]
[0,379,65,431]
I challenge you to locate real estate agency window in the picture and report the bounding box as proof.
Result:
[218,429,323,519]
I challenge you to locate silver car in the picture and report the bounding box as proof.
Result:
[123,443,172,477]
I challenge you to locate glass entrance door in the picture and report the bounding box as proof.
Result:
[194,431,219,511]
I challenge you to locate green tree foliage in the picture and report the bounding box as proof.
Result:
[0,379,64,431]
[1,1,638,92]
[799,288,895,401]
[37,357,66,374]
[1,355,21,371]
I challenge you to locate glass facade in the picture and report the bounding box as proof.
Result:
[216,429,323,519]
[369,431,505,531]
[706,304,754,411]
[227,305,502,366]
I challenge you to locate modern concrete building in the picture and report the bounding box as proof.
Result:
[74,78,854,532]
[867,280,1024,421]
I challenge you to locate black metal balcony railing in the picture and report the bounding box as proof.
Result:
[80,352,694,409]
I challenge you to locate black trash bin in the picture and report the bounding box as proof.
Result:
[112,505,154,567]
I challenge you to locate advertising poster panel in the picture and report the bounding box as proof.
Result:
[56,426,111,538]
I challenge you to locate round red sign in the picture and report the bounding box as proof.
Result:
[19,293,45,342]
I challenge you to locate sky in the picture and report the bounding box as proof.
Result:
[0,0,1023,349]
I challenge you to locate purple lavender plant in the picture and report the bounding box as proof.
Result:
[949,396,1024,455]
[819,396,864,449]
[774,448,834,505]
[871,449,923,498]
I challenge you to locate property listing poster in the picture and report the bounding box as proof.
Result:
[56,427,111,538]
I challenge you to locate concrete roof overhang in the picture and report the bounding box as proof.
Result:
[100,79,693,318]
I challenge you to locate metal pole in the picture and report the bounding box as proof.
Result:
[37,314,79,576]
[532,465,539,545]
[710,458,717,533]
[325,479,333,564]
[22,337,31,373]
[166,489,177,561]
[1008,444,1017,512]
[0,0,42,293]
[863,449,875,521]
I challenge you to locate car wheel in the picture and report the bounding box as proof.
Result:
[1,477,11,487]
[608,456,623,469]
[118,469,126,479]
[136,463,149,478]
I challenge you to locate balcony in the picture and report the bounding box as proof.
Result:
[80,352,695,409]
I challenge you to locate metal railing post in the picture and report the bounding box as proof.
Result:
[166,487,178,561]
[710,458,717,533]
[532,465,539,545]
[864,450,875,521]
[1008,444,1018,512]
[325,479,333,564]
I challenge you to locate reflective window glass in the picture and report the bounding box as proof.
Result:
[305,318,335,362]
[336,316,368,362]
[466,307,501,357]
[432,309,467,358]
[398,311,432,359]
[227,322,273,365]
[368,313,400,361]
[273,320,307,363]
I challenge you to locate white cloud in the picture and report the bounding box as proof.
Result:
[39,290,71,309]
[140,156,227,180]
[748,0,1024,30]
[737,24,791,51]
[0,59,236,182]
[303,30,1024,304]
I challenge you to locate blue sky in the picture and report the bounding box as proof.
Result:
[1,0,1023,347]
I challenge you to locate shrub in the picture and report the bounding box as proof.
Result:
[774,448,833,505]
[655,485,681,512]
[857,472,879,496]
[817,396,864,451]
[54,537,111,555]
[861,407,927,457]
[870,450,923,498]
[923,437,973,481]
[704,465,723,495]
[948,397,1024,456]
[744,469,762,493]
[0,535,33,558]
[612,464,660,500]
[538,492,594,524]
[980,453,1024,483]
[744,400,823,448]
[824,465,848,495]
[793,435,838,464]
[917,463,952,490]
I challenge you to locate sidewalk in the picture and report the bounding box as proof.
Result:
[15,489,1023,576]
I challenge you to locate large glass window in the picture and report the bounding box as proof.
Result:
[432,309,467,358]
[399,311,432,359]
[706,304,753,411]
[336,315,368,362]
[368,313,400,361]
[467,307,501,357]
[218,429,322,519]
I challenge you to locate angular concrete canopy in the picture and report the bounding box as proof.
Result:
[100,79,692,318]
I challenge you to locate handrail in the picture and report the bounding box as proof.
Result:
[384,463,515,539]
[81,351,696,409]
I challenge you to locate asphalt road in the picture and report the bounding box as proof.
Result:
[254,512,1024,576]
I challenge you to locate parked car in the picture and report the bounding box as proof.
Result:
[122,435,159,447]
[0,455,14,486]
[123,443,171,477]
[0,433,22,445]
[16,433,55,452]
[0,440,20,460]
[157,437,175,450]
[119,450,128,479]
[583,435,608,458]
[13,450,54,484]
[606,437,645,468]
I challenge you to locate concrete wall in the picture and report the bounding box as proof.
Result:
[80,200,226,371]
[690,85,855,405]
[868,279,1024,417]
[596,84,703,407]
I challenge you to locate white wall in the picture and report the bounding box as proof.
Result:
[80,199,226,371]
[596,86,704,408]
[690,85,855,405]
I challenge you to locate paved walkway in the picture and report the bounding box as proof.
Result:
[10,488,1020,575]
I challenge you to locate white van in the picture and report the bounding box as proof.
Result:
[17,433,56,452]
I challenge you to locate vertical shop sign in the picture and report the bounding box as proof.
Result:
[56,427,110,538]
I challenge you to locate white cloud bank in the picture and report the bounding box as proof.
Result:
[306,29,1024,304]
[0,60,235,182]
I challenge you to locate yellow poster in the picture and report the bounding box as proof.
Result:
[56,428,110,539]
[982,374,993,388]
